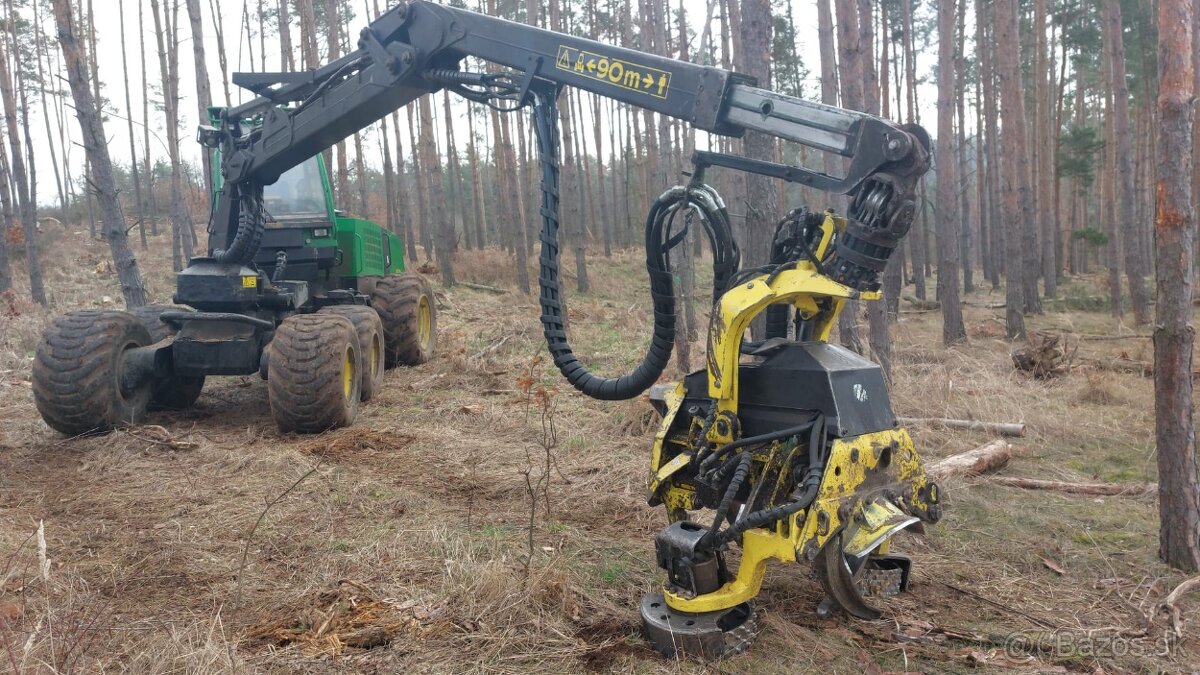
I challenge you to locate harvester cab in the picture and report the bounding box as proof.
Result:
[33,0,941,660]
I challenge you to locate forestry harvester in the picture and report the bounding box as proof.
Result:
[33,1,940,659]
[33,113,437,435]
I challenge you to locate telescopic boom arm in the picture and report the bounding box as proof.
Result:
[201,0,926,263]
[198,0,929,401]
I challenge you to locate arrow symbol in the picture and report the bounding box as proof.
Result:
[587,59,596,72]
[642,73,653,88]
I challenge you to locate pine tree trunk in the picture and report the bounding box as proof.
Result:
[996,0,1029,338]
[465,105,487,249]
[0,96,7,289]
[417,94,454,286]
[210,0,233,104]
[856,0,892,376]
[390,112,417,262]
[324,0,350,207]
[1102,18,1123,317]
[442,90,468,250]
[0,14,43,304]
[139,0,157,236]
[832,0,863,354]
[33,0,66,215]
[984,8,1002,289]
[1155,0,1200,572]
[118,0,148,250]
[52,0,147,308]
[152,0,194,271]
[185,0,214,196]
[380,120,397,235]
[296,0,330,179]
[955,0,973,296]
[1032,0,1052,299]
[353,131,367,216]
[901,0,926,300]
[879,7,902,321]
[936,0,966,345]
[1105,0,1151,324]
[278,0,295,71]
[406,106,432,260]
[1195,1,1200,244]
[1020,2,1045,317]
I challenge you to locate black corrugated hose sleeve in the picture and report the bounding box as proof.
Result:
[530,88,737,401]
[214,183,265,266]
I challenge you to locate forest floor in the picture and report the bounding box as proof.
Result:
[1,225,1198,674]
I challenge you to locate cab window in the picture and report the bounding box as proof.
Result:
[262,157,328,220]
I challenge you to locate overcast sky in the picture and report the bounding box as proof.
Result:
[32,0,939,207]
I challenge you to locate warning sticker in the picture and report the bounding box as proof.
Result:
[555,45,672,99]
[242,275,258,289]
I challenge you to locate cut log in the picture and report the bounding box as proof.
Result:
[458,281,507,295]
[989,477,1154,497]
[1082,358,1200,379]
[902,294,941,310]
[927,440,1012,478]
[899,417,1026,437]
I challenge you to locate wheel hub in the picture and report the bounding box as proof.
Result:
[639,593,759,660]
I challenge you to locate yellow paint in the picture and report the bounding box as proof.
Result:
[793,430,931,555]
[554,45,673,99]
[242,275,257,289]
[706,267,859,413]
[645,209,934,616]
[343,348,354,400]
[841,499,920,559]
[664,529,796,612]
[418,296,432,348]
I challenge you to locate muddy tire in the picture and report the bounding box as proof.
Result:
[320,305,385,401]
[372,273,436,368]
[32,310,153,436]
[267,313,360,433]
[128,304,205,411]
[128,304,183,343]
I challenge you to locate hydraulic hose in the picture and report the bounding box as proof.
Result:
[715,416,828,546]
[213,182,266,266]
[696,420,816,475]
[703,450,753,547]
[529,87,739,400]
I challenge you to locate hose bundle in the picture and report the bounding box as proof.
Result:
[529,87,739,400]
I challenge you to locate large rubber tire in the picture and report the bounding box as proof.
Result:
[267,314,361,433]
[319,305,385,401]
[32,310,154,436]
[128,304,183,343]
[372,273,436,368]
[128,304,205,411]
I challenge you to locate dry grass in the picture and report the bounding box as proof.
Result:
[1,232,1197,673]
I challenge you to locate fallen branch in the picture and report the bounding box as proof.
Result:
[1079,357,1154,377]
[1076,333,1153,341]
[902,294,940,310]
[928,440,1012,478]
[235,460,323,610]
[989,477,1154,497]
[458,281,507,295]
[963,301,1006,309]
[1158,575,1200,638]
[899,417,1026,438]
